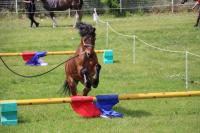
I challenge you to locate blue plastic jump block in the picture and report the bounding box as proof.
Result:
[0,102,17,125]
[103,50,113,64]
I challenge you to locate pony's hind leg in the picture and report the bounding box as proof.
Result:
[77,10,83,23]
[92,64,101,88]
[73,11,79,28]
[65,77,78,96]
[73,10,83,28]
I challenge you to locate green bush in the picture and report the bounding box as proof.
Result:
[100,0,122,16]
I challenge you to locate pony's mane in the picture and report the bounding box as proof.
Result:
[76,22,96,37]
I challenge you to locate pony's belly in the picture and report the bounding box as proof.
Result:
[43,0,70,11]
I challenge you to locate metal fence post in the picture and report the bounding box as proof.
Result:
[15,0,18,15]
[120,0,122,14]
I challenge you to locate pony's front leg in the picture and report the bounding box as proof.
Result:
[73,11,79,28]
[92,64,101,88]
[73,10,83,28]
[50,12,57,28]
[77,10,83,23]
[81,68,91,96]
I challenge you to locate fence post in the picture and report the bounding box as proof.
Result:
[106,22,109,48]
[68,9,71,17]
[133,35,136,64]
[15,0,18,15]
[185,51,188,89]
[171,0,174,13]
[120,0,122,14]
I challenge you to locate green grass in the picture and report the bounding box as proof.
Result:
[0,12,200,133]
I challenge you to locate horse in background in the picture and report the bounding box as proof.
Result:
[181,0,195,4]
[63,22,101,96]
[181,0,200,27]
[40,0,83,27]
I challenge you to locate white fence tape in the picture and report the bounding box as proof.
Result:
[98,17,200,89]
[188,51,200,58]
[136,36,185,53]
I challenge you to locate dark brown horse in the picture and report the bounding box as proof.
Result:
[40,0,83,27]
[181,0,200,27]
[181,0,193,4]
[63,22,101,96]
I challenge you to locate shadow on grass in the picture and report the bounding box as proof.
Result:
[18,118,31,124]
[38,24,73,28]
[116,106,152,118]
[114,60,120,64]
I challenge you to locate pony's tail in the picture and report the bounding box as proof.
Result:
[61,80,71,96]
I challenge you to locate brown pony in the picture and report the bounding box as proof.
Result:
[63,22,101,96]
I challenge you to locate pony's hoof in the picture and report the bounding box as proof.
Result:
[194,24,198,27]
[53,24,57,28]
[36,22,39,27]
[92,80,99,88]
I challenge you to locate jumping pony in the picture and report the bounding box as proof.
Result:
[181,0,200,27]
[63,22,101,96]
[40,0,83,27]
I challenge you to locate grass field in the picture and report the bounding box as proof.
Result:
[0,12,200,133]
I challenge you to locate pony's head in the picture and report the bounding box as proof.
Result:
[76,22,96,58]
